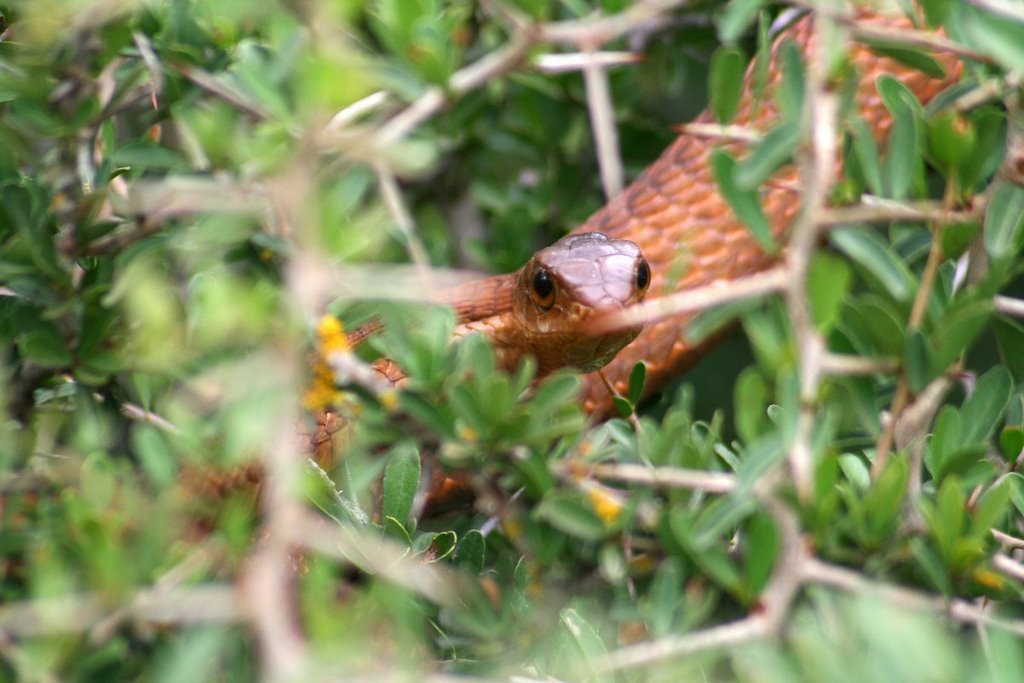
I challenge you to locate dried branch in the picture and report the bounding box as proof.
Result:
[562,461,737,493]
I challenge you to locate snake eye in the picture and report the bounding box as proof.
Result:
[532,267,556,310]
[636,259,651,292]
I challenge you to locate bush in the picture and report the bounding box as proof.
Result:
[2,1,1024,681]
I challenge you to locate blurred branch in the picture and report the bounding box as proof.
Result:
[967,0,1024,23]
[803,559,1024,636]
[120,402,179,434]
[374,161,432,269]
[587,266,789,333]
[562,461,737,493]
[0,586,239,638]
[995,295,1024,319]
[582,45,624,198]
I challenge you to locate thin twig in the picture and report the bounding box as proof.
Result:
[803,559,1024,636]
[534,51,642,73]
[995,295,1024,319]
[582,44,624,199]
[819,200,980,227]
[120,402,179,434]
[820,353,899,376]
[374,161,432,269]
[562,461,737,493]
[992,529,1024,550]
[587,266,789,334]
[674,121,763,143]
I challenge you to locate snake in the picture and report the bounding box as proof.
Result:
[356,8,964,417]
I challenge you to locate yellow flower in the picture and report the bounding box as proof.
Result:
[972,567,1005,590]
[316,315,349,355]
[379,389,399,411]
[587,485,625,525]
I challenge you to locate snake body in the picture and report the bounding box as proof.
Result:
[443,9,963,416]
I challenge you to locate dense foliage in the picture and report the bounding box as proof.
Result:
[2,0,1024,680]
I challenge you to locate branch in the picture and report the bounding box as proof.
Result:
[561,461,737,493]
[587,266,789,334]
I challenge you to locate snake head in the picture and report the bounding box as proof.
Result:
[513,232,650,373]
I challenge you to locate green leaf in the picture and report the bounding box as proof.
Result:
[993,317,1024,382]
[775,40,805,122]
[743,512,777,595]
[904,330,932,394]
[931,299,992,371]
[877,75,922,200]
[735,120,801,190]
[926,111,975,176]
[983,182,1024,260]
[454,529,486,574]
[971,480,1010,538]
[735,366,769,444]
[536,491,608,541]
[711,149,776,251]
[709,46,747,123]
[381,442,421,528]
[848,117,883,196]
[424,530,457,562]
[927,405,962,479]
[999,427,1024,464]
[807,252,852,334]
[960,366,1013,445]
[910,537,954,594]
[958,3,1024,72]
[840,295,906,356]
[612,396,634,418]
[865,42,947,79]
[18,324,72,368]
[627,361,647,405]
[830,228,916,302]
[920,0,952,26]
[863,458,908,544]
[934,476,966,563]
[560,608,610,680]
[717,0,764,44]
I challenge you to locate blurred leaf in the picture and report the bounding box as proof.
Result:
[865,42,947,79]
[904,330,932,393]
[999,427,1024,464]
[560,608,610,681]
[960,366,1012,444]
[628,362,647,405]
[877,75,923,199]
[958,3,1024,72]
[455,529,486,573]
[709,46,747,122]
[984,182,1024,260]
[711,149,776,251]
[993,317,1024,381]
[717,0,764,44]
[735,120,800,190]
[807,252,852,334]
[381,441,421,530]
[735,366,769,444]
[831,228,916,302]
[536,491,608,542]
